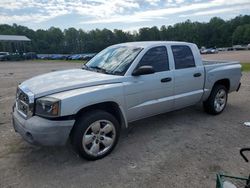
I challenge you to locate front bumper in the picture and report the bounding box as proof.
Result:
[12,108,75,146]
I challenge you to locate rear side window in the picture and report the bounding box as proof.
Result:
[137,46,169,72]
[171,45,195,69]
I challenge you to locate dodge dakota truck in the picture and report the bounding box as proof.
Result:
[12,41,242,160]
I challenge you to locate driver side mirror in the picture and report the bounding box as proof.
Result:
[132,66,155,76]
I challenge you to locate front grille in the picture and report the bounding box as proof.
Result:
[16,87,30,117]
[17,88,29,103]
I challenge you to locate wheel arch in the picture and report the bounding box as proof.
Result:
[213,79,230,91]
[74,101,127,129]
[203,78,230,101]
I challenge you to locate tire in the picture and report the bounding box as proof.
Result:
[203,84,228,115]
[71,110,120,160]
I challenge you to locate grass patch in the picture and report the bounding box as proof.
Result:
[241,63,250,72]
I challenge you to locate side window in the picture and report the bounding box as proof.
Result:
[171,45,195,69]
[137,46,169,72]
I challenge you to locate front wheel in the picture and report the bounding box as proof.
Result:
[203,84,228,115]
[71,110,120,160]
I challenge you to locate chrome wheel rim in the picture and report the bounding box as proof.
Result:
[214,89,227,112]
[82,120,116,157]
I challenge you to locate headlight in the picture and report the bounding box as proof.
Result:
[35,97,60,117]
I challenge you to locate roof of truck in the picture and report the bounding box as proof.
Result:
[114,41,194,48]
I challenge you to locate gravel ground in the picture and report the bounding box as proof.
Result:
[0,60,249,188]
[202,50,250,63]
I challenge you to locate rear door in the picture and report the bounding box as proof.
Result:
[125,46,174,122]
[171,45,204,109]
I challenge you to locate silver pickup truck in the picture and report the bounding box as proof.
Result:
[13,41,241,160]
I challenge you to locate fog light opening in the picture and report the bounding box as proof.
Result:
[25,132,34,142]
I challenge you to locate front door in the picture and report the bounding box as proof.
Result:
[124,46,174,122]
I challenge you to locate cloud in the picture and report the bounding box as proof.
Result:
[0,0,249,27]
[180,6,249,17]
[0,0,71,23]
[145,0,161,6]
[0,0,141,24]
[81,0,250,24]
[73,0,140,18]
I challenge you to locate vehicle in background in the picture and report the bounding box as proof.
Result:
[217,48,228,52]
[82,53,96,61]
[38,54,67,60]
[0,52,10,61]
[66,54,79,60]
[37,54,49,59]
[24,52,38,60]
[233,45,246,50]
[67,54,96,61]
[8,53,24,61]
[247,44,250,50]
[208,48,218,54]
[13,41,242,160]
[36,53,96,61]
[50,54,65,60]
[71,54,82,60]
[200,47,218,54]
[200,46,206,54]
[0,52,35,61]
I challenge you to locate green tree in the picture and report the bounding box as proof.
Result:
[1,15,250,53]
[64,28,79,53]
[47,27,64,53]
[232,24,250,45]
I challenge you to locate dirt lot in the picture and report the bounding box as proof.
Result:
[202,50,250,63]
[0,60,250,188]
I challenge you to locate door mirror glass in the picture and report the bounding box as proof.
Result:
[132,66,155,76]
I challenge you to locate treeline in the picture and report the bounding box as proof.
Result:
[0,15,250,54]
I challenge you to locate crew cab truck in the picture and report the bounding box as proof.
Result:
[12,41,242,160]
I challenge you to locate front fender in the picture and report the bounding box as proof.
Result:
[48,83,127,126]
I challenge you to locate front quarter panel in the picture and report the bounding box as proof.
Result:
[48,83,125,117]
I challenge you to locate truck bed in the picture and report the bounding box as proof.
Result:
[201,59,241,98]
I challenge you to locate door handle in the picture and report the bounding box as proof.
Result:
[161,77,172,83]
[193,73,202,77]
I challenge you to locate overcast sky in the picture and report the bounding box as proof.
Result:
[0,0,250,31]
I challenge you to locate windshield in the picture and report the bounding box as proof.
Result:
[85,46,142,75]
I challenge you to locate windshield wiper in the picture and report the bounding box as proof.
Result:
[89,66,109,74]
[82,64,89,70]
[82,64,106,73]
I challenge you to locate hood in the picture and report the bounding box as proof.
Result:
[20,69,121,97]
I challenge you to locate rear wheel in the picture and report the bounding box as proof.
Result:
[203,84,228,115]
[71,110,120,160]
